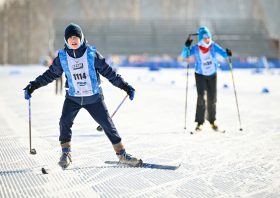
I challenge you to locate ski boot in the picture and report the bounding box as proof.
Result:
[117,149,143,167]
[58,148,72,168]
[195,123,203,131]
[210,122,219,131]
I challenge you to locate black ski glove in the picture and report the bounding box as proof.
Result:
[23,80,41,99]
[118,81,135,100]
[226,48,232,57]
[185,38,193,47]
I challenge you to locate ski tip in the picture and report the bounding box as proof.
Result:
[42,167,48,174]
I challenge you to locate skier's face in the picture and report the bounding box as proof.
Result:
[67,36,80,49]
[203,37,210,44]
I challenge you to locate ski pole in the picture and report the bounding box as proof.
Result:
[28,98,37,154]
[97,94,129,132]
[184,33,198,129]
[228,57,243,131]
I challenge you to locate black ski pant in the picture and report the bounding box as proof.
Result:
[59,98,122,145]
[195,72,217,124]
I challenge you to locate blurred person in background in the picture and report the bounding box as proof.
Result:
[23,23,142,168]
[181,26,232,132]
[49,50,63,95]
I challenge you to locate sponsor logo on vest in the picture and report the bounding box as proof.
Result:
[83,90,91,94]
[73,63,84,70]
[77,82,86,86]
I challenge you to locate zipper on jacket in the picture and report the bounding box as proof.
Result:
[73,49,76,58]
[81,97,83,105]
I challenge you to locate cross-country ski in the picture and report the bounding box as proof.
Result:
[104,161,181,170]
[190,130,226,134]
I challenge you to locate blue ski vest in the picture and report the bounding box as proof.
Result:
[58,47,100,97]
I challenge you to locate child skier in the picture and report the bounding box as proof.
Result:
[181,26,232,131]
[23,23,143,168]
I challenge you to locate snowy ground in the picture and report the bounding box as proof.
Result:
[0,65,280,198]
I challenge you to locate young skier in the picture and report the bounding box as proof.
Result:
[23,23,143,167]
[181,26,232,131]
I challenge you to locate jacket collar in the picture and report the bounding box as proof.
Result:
[64,38,90,58]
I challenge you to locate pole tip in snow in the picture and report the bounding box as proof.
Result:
[42,168,48,174]
[30,148,36,155]
[240,128,243,131]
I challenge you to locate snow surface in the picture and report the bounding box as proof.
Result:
[0,65,280,198]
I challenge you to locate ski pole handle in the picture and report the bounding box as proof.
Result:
[97,94,129,132]
[188,33,198,40]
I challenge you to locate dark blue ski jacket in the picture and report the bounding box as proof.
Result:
[35,39,123,105]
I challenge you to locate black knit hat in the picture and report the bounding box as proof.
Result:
[64,23,83,42]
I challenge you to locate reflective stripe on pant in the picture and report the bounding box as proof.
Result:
[195,72,217,124]
[59,98,121,144]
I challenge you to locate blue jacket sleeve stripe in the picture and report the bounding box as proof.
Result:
[87,47,100,94]
[58,50,76,95]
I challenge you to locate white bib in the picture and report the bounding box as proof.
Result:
[199,50,215,76]
[66,49,94,96]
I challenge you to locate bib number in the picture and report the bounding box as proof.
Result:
[203,61,213,67]
[73,73,87,80]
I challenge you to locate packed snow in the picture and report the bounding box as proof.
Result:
[0,65,280,198]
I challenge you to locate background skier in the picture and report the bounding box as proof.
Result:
[181,26,232,131]
[49,50,63,95]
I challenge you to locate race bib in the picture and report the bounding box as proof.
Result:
[59,47,100,97]
[199,51,215,75]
